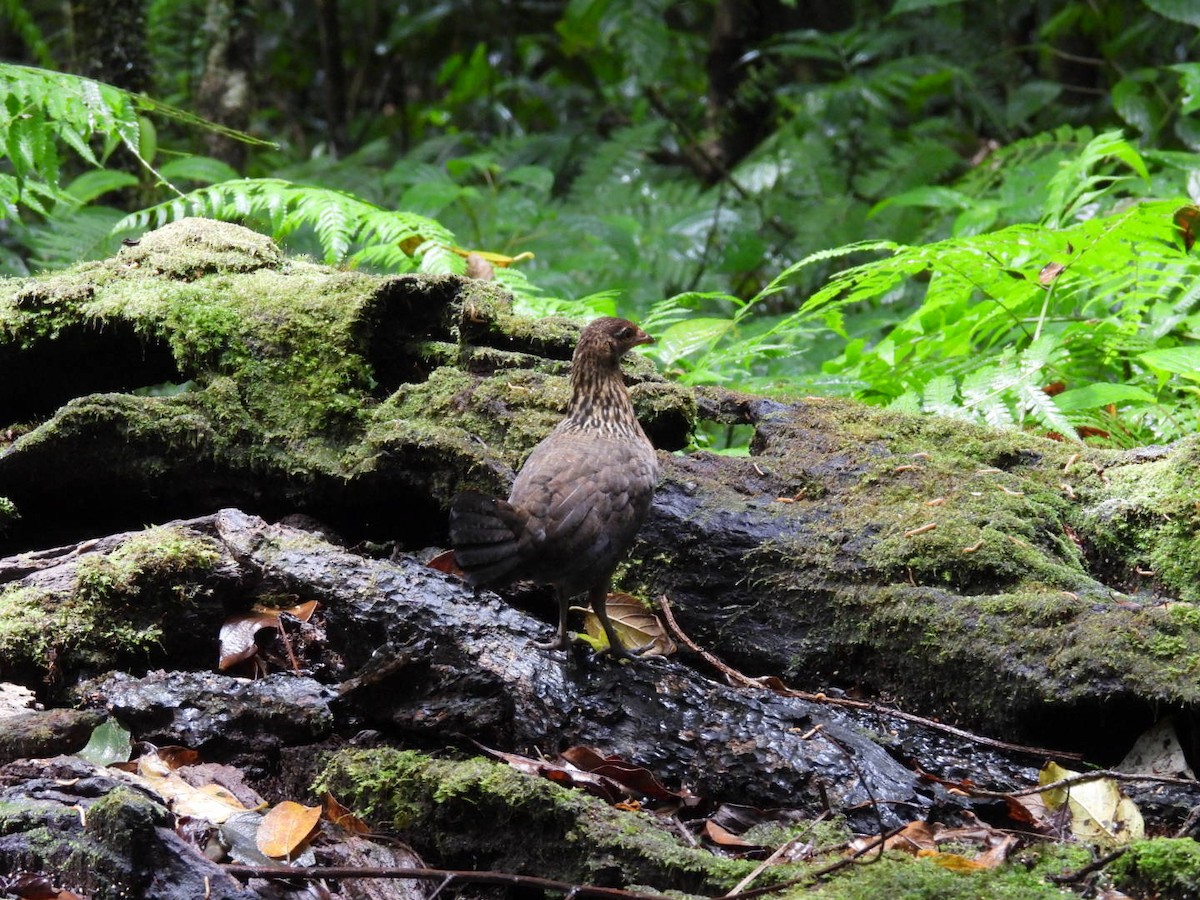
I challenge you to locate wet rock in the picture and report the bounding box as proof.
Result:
[0,754,257,900]
[80,669,336,765]
[0,707,103,765]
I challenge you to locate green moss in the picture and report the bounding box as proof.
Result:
[1111,838,1200,899]
[635,397,1200,725]
[74,527,220,603]
[800,845,1087,899]
[1076,437,1200,601]
[84,785,167,850]
[0,526,221,679]
[381,365,565,467]
[1,220,380,480]
[315,748,772,893]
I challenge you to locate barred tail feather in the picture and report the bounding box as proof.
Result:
[449,490,528,585]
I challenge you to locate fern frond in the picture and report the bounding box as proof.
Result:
[0,62,271,226]
[1041,130,1149,226]
[116,179,455,269]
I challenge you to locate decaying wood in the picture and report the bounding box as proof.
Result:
[10,508,933,828]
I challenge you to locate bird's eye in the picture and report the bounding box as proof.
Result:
[615,325,632,339]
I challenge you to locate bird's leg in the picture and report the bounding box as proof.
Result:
[591,582,650,659]
[531,586,573,651]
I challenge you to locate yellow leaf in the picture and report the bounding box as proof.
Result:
[257,800,322,858]
[575,593,676,656]
[925,850,988,873]
[398,236,426,255]
[161,773,248,823]
[1037,762,1144,845]
[448,246,534,267]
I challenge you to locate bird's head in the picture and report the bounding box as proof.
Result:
[575,317,654,368]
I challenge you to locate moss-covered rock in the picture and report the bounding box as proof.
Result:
[800,845,1087,899]
[0,218,692,551]
[630,396,1200,740]
[315,748,775,894]
[1110,837,1200,899]
[0,755,254,899]
[0,525,224,685]
[5,216,1200,749]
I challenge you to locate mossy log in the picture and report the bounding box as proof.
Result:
[3,218,1200,761]
[6,509,927,831]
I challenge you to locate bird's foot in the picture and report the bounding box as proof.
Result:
[601,636,654,661]
[530,634,573,652]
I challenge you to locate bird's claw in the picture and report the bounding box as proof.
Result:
[530,635,572,652]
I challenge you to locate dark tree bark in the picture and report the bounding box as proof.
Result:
[315,0,349,155]
[70,0,151,92]
[195,0,256,170]
[706,0,853,173]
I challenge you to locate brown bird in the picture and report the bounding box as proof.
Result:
[449,317,659,658]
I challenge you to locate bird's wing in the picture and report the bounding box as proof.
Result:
[510,433,657,570]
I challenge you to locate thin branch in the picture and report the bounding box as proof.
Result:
[723,812,828,896]
[223,864,669,899]
[656,594,1083,762]
[719,826,907,900]
[967,768,1200,800]
[1045,848,1127,885]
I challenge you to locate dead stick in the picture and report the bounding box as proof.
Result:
[223,864,669,899]
[723,812,828,896]
[656,595,1082,762]
[968,768,1200,799]
[719,826,905,900]
[1046,848,1127,884]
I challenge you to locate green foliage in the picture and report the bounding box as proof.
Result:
[0,63,266,272]
[1112,838,1200,899]
[6,3,1200,450]
[786,156,1200,443]
[118,177,454,271]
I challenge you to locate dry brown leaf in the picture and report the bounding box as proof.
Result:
[465,253,496,280]
[1175,204,1200,251]
[704,819,756,848]
[1038,261,1066,285]
[2,872,84,900]
[972,833,1020,869]
[558,746,684,802]
[276,600,319,622]
[426,549,465,577]
[323,792,370,835]
[218,610,280,671]
[153,746,201,770]
[257,800,322,858]
[884,821,937,854]
[576,593,676,656]
[218,601,319,671]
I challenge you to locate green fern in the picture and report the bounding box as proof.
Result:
[116,178,455,270]
[0,63,268,210]
[781,196,1200,443]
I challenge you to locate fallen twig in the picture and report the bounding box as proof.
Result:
[968,767,1200,799]
[224,864,670,899]
[656,595,1083,762]
[723,812,828,896]
[1045,847,1127,885]
[720,826,905,899]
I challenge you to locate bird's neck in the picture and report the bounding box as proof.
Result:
[567,362,644,437]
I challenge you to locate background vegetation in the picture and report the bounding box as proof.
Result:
[3,0,1200,449]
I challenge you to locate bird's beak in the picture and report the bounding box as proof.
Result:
[633,329,655,347]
